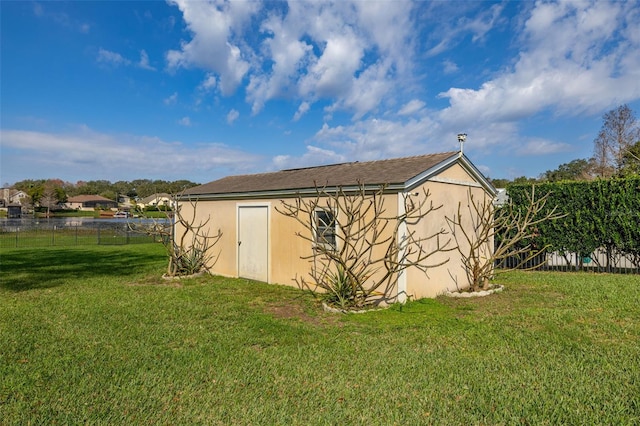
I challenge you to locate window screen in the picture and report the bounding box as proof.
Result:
[315,210,336,249]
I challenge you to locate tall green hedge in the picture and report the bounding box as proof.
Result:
[507,177,640,271]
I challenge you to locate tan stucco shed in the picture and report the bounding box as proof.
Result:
[180,151,496,300]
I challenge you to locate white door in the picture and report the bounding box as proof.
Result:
[238,205,269,282]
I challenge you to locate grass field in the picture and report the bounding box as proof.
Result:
[1,244,639,424]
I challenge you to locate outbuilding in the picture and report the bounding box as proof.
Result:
[7,204,22,219]
[180,151,496,300]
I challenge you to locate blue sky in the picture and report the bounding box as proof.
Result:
[1,0,639,186]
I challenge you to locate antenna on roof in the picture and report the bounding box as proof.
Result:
[457,133,467,154]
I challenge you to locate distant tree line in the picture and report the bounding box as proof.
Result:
[490,104,640,187]
[8,179,200,210]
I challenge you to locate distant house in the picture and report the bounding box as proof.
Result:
[66,195,118,211]
[12,190,28,204]
[137,193,172,209]
[0,188,28,205]
[118,195,134,209]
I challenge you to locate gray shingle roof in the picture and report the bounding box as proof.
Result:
[185,152,459,196]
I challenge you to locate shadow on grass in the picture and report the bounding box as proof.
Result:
[0,246,165,292]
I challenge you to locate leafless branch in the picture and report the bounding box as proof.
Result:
[446,186,564,291]
[276,183,451,308]
[129,192,222,277]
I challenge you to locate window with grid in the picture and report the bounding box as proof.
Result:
[315,209,336,249]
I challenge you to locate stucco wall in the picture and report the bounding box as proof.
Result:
[405,176,489,297]
[177,197,315,286]
[176,199,238,278]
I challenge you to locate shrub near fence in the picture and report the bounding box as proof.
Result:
[0,222,157,248]
[506,177,640,274]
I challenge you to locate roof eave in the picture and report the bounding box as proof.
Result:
[177,183,407,201]
[458,153,498,196]
[404,152,460,189]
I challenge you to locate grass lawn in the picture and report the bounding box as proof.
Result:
[1,244,639,424]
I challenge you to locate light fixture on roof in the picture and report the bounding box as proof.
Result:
[457,133,467,154]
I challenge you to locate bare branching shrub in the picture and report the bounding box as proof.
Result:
[130,195,222,277]
[446,186,562,291]
[276,184,450,309]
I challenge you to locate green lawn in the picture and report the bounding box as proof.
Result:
[1,244,639,424]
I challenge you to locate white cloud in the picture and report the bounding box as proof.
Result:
[442,60,459,74]
[282,114,439,167]
[398,99,426,116]
[0,128,262,182]
[168,0,417,119]
[423,2,506,57]
[138,50,156,71]
[312,117,441,161]
[514,138,572,156]
[226,109,239,124]
[324,59,394,120]
[271,145,346,170]
[164,92,178,105]
[468,3,506,43]
[33,3,44,17]
[199,74,217,92]
[33,2,91,33]
[98,48,155,70]
[438,1,640,131]
[166,0,257,95]
[273,110,570,173]
[299,34,365,100]
[97,48,131,67]
[178,116,191,126]
[245,6,314,114]
[476,164,491,177]
[293,102,310,122]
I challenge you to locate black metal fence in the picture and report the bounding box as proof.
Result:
[500,249,640,275]
[0,221,158,248]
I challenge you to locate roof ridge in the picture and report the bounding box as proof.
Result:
[281,161,356,172]
[281,151,457,173]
